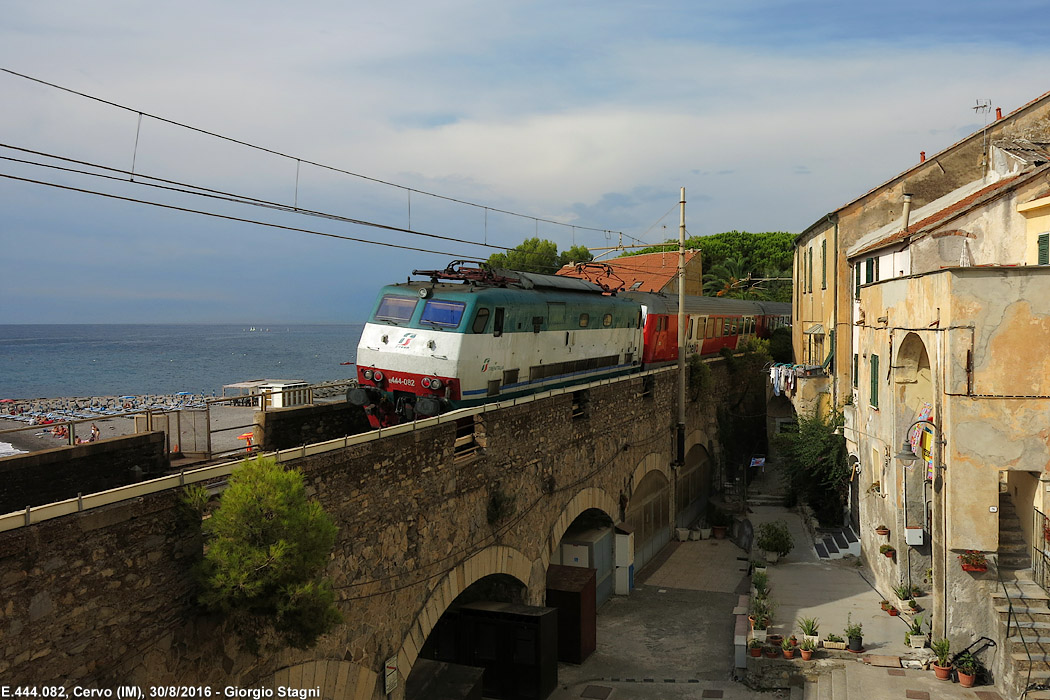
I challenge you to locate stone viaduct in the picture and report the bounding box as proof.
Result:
[0,358,765,698]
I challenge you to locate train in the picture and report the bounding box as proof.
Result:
[348,261,790,427]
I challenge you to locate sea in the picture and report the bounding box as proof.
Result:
[0,324,365,400]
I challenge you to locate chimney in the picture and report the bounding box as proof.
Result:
[920,151,926,163]
[996,107,1003,120]
[902,193,913,231]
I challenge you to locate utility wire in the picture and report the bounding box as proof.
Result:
[0,171,484,259]
[1,67,630,240]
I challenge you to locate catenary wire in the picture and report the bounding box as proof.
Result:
[1,67,642,243]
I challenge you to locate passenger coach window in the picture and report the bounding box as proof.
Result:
[472,308,490,333]
[375,295,417,323]
[421,300,466,327]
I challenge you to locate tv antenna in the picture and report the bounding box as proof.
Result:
[974,98,993,171]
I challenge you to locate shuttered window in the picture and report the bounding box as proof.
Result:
[808,247,813,293]
[865,257,875,284]
[853,353,858,388]
[855,264,861,299]
[870,354,880,408]
[1039,233,1049,265]
[821,239,827,290]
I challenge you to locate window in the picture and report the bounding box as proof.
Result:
[870,354,880,408]
[1039,232,1049,265]
[865,257,879,284]
[548,302,566,324]
[421,300,466,327]
[853,353,858,387]
[808,247,813,292]
[706,318,715,339]
[854,264,861,299]
[471,308,490,334]
[493,307,505,337]
[375,295,417,323]
[603,313,613,327]
[821,239,827,290]
[579,313,590,327]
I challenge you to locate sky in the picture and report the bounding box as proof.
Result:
[2,0,1048,324]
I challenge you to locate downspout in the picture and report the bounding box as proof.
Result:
[830,213,838,408]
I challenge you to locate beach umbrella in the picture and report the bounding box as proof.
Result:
[120,396,136,400]
[176,392,192,396]
[0,399,14,403]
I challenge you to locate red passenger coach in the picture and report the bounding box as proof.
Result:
[625,293,790,368]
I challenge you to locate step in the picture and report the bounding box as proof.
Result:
[815,541,829,559]
[830,668,846,699]
[823,537,840,555]
[1002,568,1036,582]
[1000,541,1030,555]
[1000,530,1027,544]
[803,679,817,700]
[997,605,1050,624]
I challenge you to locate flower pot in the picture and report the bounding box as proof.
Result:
[961,563,987,572]
[933,664,952,681]
[958,670,976,688]
[875,527,890,536]
[676,527,691,541]
[848,636,863,652]
[749,646,762,657]
[823,640,847,650]
[783,648,795,659]
[690,528,703,541]
[884,550,895,558]
[888,608,899,616]
[908,636,927,649]
[800,649,814,661]
[751,628,767,643]
[880,601,889,611]
[767,634,784,647]
[712,525,727,539]
[802,634,819,647]
[764,648,780,658]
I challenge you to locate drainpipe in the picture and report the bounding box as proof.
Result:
[677,187,686,467]
[902,194,913,233]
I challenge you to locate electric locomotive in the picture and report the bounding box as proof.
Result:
[349,261,643,427]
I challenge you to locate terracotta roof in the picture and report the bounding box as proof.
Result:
[557,250,698,292]
[850,174,1025,258]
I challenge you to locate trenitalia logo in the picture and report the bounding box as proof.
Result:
[396,332,417,349]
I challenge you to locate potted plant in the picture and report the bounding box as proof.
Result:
[905,615,927,648]
[799,638,816,660]
[888,606,899,616]
[892,582,912,605]
[955,652,981,688]
[764,644,780,658]
[959,550,988,572]
[844,613,863,652]
[911,584,924,598]
[756,520,794,562]
[709,507,730,539]
[880,599,890,611]
[782,637,795,659]
[752,558,768,575]
[748,638,763,657]
[931,638,951,680]
[868,480,881,494]
[875,525,890,536]
[879,544,896,558]
[788,634,798,647]
[823,633,847,650]
[797,616,820,646]
[751,570,769,598]
[749,597,774,642]
[908,599,919,611]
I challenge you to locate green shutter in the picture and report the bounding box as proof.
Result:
[865,257,874,284]
[821,239,827,290]
[1039,233,1049,265]
[853,353,858,387]
[870,354,880,408]
[855,264,861,299]
[808,247,813,292]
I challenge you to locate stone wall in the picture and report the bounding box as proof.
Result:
[0,432,167,514]
[0,358,764,696]
[256,401,370,451]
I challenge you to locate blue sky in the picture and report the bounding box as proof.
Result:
[1,0,1048,323]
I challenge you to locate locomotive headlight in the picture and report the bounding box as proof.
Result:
[430,378,443,390]
[373,370,384,381]
[363,369,374,380]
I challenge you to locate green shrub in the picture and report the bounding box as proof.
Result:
[756,520,794,557]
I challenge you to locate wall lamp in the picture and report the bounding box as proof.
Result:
[894,419,939,466]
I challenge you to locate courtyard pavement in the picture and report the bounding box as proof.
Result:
[548,499,1008,700]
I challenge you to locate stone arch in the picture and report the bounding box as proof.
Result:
[895,332,931,386]
[393,544,532,689]
[258,660,377,700]
[542,486,619,570]
[629,451,672,496]
[624,452,673,573]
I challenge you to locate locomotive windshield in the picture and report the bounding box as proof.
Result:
[375,295,417,323]
[421,300,467,327]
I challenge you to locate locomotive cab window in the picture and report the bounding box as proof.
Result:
[375,295,417,323]
[493,308,505,337]
[421,300,466,328]
[603,313,613,327]
[471,308,490,334]
[579,313,590,327]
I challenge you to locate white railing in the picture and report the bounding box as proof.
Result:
[0,367,673,533]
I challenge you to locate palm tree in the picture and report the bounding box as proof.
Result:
[703,257,753,297]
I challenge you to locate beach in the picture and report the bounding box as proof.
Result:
[0,385,351,458]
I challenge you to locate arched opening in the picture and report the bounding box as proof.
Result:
[550,507,615,606]
[409,572,556,699]
[676,443,711,528]
[625,469,671,573]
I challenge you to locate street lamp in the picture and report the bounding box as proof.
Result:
[894,419,938,466]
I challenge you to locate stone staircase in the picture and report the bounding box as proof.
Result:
[995,492,1050,699]
[802,668,846,699]
[813,526,861,560]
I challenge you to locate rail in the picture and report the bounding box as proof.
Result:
[0,366,674,533]
[997,560,1033,696]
